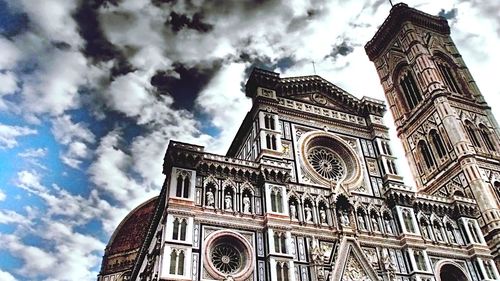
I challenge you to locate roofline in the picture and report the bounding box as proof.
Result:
[365,3,450,60]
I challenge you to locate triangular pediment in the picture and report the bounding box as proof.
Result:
[330,237,380,281]
[278,76,370,116]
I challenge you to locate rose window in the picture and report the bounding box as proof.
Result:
[204,231,253,280]
[211,244,241,274]
[307,147,345,181]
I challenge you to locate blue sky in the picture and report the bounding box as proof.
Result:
[0,0,499,280]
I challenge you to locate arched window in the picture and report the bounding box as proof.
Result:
[436,61,461,94]
[176,175,183,197]
[169,249,184,275]
[271,191,277,212]
[264,115,271,129]
[180,219,187,241]
[418,140,435,169]
[414,250,427,271]
[468,221,480,243]
[271,135,277,150]
[183,177,190,198]
[172,218,180,240]
[430,130,447,158]
[274,232,287,254]
[266,134,272,149]
[479,125,497,152]
[177,251,185,275]
[276,263,283,281]
[399,71,423,110]
[169,250,177,274]
[283,263,289,281]
[464,121,481,148]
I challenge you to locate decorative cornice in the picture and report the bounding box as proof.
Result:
[365,3,450,61]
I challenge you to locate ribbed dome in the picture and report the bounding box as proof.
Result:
[100,197,158,275]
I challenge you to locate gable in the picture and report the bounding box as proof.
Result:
[330,237,380,281]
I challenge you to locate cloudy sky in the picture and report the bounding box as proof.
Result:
[0,0,498,280]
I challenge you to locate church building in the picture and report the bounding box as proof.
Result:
[97,3,500,281]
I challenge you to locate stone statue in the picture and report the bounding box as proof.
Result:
[290,204,297,220]
[206,189,214,207]
[225,194,232,211]
[385,219,393,234]
[357,214,366,230]
[340,210,350,226]
[371,216,379,232]
[320,208,327,224]
[305,205,313,222]
[434,224,443,241]
[243,194,251,213]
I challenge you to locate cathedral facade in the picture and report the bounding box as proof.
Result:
[98,4,500,281]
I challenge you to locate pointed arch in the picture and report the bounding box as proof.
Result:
[430,129,447,158]
[464,120,481,148]
[417,140,435,169]
[478,124,497,152]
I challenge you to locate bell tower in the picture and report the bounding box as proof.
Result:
[365,3,500,260]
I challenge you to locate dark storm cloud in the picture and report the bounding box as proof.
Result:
[73,0,135,77]
[438,8,458,20]
[151,62,221,110]
[167,12,213,33]
[325,40,355,60]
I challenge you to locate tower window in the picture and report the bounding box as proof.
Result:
[417,141,435,169]
[437,63,460,94]
[175,171,191,199]
[264,114,275,130]
[430,130,447,158]
[479,125,497,152]
[465,121,481,148]
[169,249,185,275]
[273,232,287,254]
[400,71,423,110]
[276,262,289,281]
[270,188,283,213]
[172,218,188,241]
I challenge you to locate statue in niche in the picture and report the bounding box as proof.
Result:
[225,193,232,211]
[357,214,366,230]
[320,208,327,224]
[305,205,313,222]
[290,204,297,220]
[206,189,215,207]
[421,224,430,239]
[371,216,379,232]
[434,224,443,241]
[385,218,393,234]
[340,210,350,226]
[243,194,251,213]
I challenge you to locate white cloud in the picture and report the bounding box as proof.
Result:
[0,269,17,281]
[0,124,37,149]
[0,38,21,69]
[195,62,252,153]
[52,115,95,168]
[16,170,46,193]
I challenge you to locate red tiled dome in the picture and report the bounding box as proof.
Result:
[100,197,158,275]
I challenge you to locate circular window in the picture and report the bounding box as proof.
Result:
[204,230,254,280]
[299,131,362,189]
[307,147,345,181]
[211,243,242,274]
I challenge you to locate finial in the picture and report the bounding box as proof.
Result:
[389,0,394,7]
